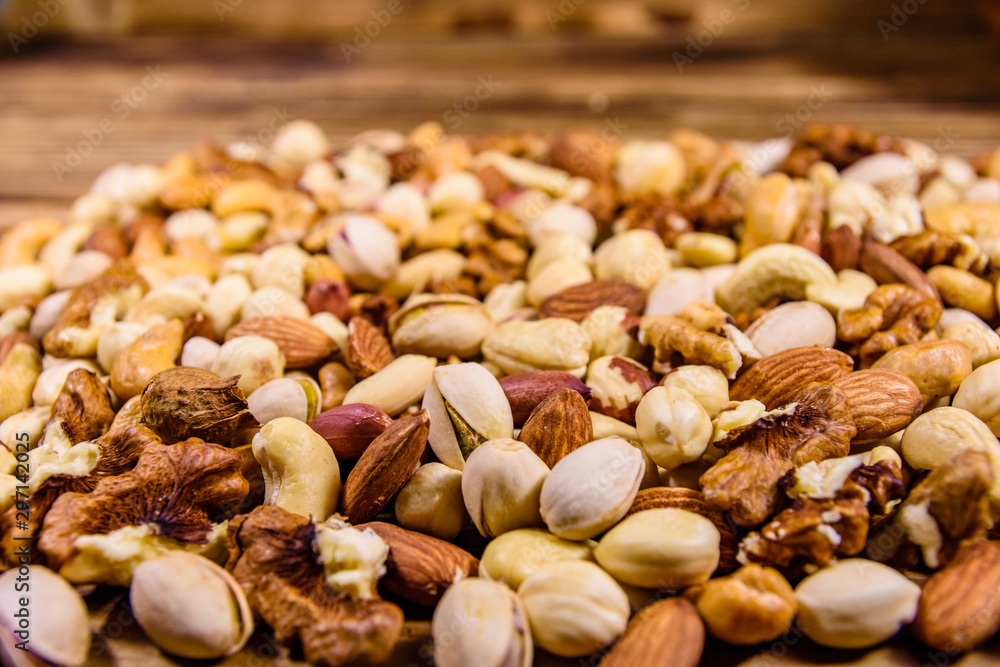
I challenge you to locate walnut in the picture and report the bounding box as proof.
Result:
[140,367,259,444]
[0,425,162,567]
[638,315,743,379]
[779,124,903,178]
[740,460,905,574]
[616,194,692,246]
[37,439,247,585]
[42,261,147,358]
[889,230,989,276]
[456,211,529,298]
[700,384,857,527]
[895,449,994,569]
[226,506,404,667]
[51,368,116,445]
[837,284,942,368]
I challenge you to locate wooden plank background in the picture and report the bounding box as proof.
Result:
[1,1,999,228]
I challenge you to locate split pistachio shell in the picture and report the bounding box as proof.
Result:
[462,438,549,538]
[594,508,720,588]
[518,560,630,658]
[130,552,253,659]
[342,354,437,416]
[211,335,286,396]
[482,318,592,378]
[480,529,595,590]
[539,437,644,540]
[327,214,400,290]
[0,565,91,667]
[432,577,532,667]
[388,293,493,359]
[424,362,514,471]
[794,559,921,649]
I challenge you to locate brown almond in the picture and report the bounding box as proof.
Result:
[830,369,923,444]
[600,597,704,667]
[860,237,941,303]
[519,388,593,468]
[821,223,861,272]
[225,315,338,368]
[308,403,393,459]
[498,371,593,426]
[729,346,854,409]
[359,521,478,606]
[626,487,739,572]
[345,317,395,379]
[539,279,646,322]
[341,410,429,524]
[912,541,1000,653]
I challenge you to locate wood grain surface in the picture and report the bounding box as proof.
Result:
[1,17,1000,228]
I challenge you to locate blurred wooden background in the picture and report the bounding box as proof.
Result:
[0,0,998,228]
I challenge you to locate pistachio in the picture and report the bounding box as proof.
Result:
[594,508,721,588]
[518,560,630,657]
[388,293,493,359]
[131,552,254,659]
[211,334,287,397]
[539,437,644,540]
[480,528,595,590]
[0,565,91,667]
[432,578,532,667]
[462,438,549,538]
[423,362,514,470]
[327,214,401,290]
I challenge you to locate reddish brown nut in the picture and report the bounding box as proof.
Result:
[308,403,394,459]
[305,279,351,321]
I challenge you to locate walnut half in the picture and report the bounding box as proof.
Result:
[226,506,403,667]
[700,384,856,527]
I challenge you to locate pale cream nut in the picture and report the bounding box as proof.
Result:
[343,354,437,416]
[394,462,469,541]
[431,577,532,667]
[594,508,720,588]
[462,438,549,538]
[539,437,644,540]
[661,365,730,419]
[635,386,713,469]
[517,560,630,658]
[794,559,920,649]
[480,528,595,590]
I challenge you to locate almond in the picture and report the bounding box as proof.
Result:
[519,388,593,468]
[539,279,646,322]
[308,403,393,459]
[498,371,593,426]
[340,409,429,524]
[626,487,739,572]
[830,369,923,444]
[729,346,854,409]
[225,315,337,369]
[599,597,704,667]
[359,521,478,606]
[860,237,941,303]
[345,317,395,379]
[912,541,1000,653]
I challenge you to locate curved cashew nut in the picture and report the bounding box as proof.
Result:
[716,243,837,314]
[252,417,340,521]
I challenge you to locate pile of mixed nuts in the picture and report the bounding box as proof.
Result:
[2,120,1000,666]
